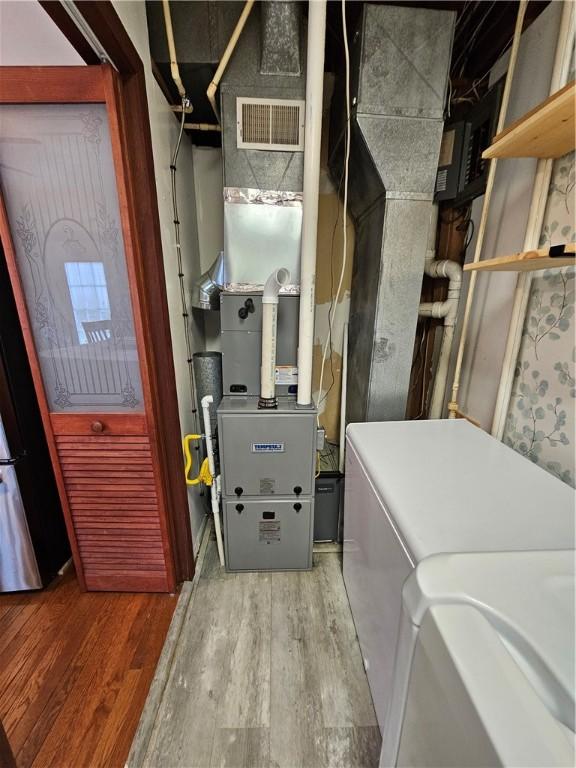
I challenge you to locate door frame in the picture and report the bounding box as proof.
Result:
[0,53,194,587]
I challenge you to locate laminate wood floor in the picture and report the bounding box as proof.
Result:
[132,538,381,768]
[0,570,177,768]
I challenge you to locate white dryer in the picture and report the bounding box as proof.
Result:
[343,419,575,736]
[390,550,574,767]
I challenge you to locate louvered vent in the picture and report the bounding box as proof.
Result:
[237,98,305,152]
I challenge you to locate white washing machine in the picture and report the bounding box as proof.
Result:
[390,550,574,767]
[343,420,575,735]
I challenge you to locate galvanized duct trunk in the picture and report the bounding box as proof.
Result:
[218,1,306,289]
[329,4,455,425]
[219,2,305,192]
[260,1,301,76]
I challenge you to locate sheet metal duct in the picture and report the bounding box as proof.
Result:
[223,189,302,289]
[219,2,305,192]
[191,251,225,310]
[193,352,223,432]
[329,4,455,424]
[261,1,301,76]
[218,1,306,287]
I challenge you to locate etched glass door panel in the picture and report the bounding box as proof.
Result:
[0,104,143,412]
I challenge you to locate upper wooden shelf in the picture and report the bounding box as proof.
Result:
[482,80,575,159]
[464,244,576,273]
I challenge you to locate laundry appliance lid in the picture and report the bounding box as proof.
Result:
[403,550,575,735]
[346,419,575,562]
[404,601,575,768]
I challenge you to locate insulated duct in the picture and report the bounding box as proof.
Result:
[329,4,455,424]
[193,351,223,432]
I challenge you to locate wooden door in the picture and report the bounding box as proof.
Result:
[0,66,183,591]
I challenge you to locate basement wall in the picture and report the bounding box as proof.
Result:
[112,1,207,554]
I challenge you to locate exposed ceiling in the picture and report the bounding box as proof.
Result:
[146,0,550,147]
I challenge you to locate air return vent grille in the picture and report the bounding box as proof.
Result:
[237,98,305,152]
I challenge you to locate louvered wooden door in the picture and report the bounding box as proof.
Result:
[0,66,178,591]
[51,414,168,591]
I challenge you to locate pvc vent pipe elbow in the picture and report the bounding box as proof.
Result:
[263,268,290,304]
[260,268,290,408]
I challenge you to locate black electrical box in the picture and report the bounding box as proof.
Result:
[435,79,504,205]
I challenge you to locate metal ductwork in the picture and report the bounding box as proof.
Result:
[261,1,301,76]
[191,251,225,310]
[216,0,306,291]
[219,2,305,192]
[190,1,306,302]
[329,4,455,424]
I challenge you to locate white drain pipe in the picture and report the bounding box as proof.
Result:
[260,268,290,407]
[206,0,255,122]
[297,0,327,407]
[201,395,225,567]
[418,206,462,419]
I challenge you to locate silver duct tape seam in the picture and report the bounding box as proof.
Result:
[223,283,300,294]
[224,187,303,206]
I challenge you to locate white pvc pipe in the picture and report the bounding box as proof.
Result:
[297,0,327,407]
[418,207,463,419]
[419,259,462,419]
[201,395,224,567]
[338,322,348,474]
[162,0,186,99]
[206,0,255,121]
[419,260,462,322]
[429,324,455,419]
[260,268,290,404]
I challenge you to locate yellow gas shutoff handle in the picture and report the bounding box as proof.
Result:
[183,434,203,486]
[183,434,214,487]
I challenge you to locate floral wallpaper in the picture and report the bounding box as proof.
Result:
[503,151,575,487]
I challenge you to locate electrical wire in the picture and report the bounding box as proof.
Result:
[463,216,475,251]
[170,95,200,436]
[316,164,345,414]
[453,1,497,78]
[452,30,515,105]
[317,0,351,423]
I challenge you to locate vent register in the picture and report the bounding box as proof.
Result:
[237,98,305,151]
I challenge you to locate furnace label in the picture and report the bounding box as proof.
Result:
[275,366,298,385]
[252,442,285,453]
[260,477,276,494]
[259,521,281,543]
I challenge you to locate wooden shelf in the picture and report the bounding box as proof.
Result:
[464,244,576,272]
[482,80,575,159]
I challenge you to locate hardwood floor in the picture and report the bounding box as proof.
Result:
[131,536,381,768]
[0,570,177,768]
